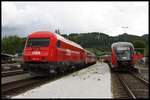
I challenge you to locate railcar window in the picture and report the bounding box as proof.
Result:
[57,40,61,48]
[27,38,50,47]
[116,50,131,60]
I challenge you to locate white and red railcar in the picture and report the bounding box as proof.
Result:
[111,42,135,71]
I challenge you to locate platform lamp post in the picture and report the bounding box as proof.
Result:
[122,26,128,34]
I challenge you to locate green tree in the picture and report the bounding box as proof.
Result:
[1,35,24,54]
[132,40,147,54]
[132,40,146,48]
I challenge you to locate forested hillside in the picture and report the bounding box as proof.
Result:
[1,32,149,57]
[62,32,148,55]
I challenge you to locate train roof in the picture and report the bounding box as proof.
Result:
[111,42,134,49]
[28,31,56,40]
[28,31,83,49]
[84,49,96,56]
[55,33,84,50]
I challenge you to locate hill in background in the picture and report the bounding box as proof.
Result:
[2,32,149,57]
[61,32,148,56]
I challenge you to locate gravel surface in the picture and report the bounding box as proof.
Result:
[136,66,149,81]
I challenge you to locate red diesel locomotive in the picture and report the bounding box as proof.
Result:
[21,31,96,76]
[111,42,135,71]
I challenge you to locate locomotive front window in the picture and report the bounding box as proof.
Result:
[27,38,50,47]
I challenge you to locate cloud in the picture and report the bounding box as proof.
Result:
[2,2,148,37]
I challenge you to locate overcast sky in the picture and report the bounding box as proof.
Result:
[2,1,148,37]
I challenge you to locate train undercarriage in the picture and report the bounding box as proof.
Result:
[21,61,95,77]
[111,61,137,72]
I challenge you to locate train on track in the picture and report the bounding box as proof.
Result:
[21,31,96,76]
[111,42,135,71]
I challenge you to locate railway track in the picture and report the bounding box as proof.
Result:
[2,73,32,85]
[2,69,28,77]
[116,72,149,99]
[1,77,51,99]
[111,73,132,98]
[135,68,149,81]
[1,64,88,99]
[2,63,21,71]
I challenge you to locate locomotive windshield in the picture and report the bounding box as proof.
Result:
[27,38,50,47]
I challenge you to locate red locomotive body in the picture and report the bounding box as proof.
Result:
[111,42,135,71]
[21,31,96,76]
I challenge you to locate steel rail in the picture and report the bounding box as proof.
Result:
[117,73,136,99]
[130,72,149,86]
[2,69,27,77]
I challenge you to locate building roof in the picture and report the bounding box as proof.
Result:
[1,53,15,58]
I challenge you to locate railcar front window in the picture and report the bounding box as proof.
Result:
[27,38,50,47]
[116,50,131,60]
